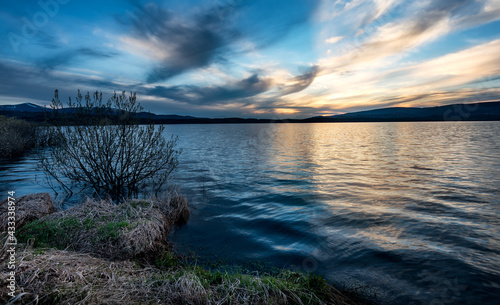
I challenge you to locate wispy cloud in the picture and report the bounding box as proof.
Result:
[359,0,400,28]
[277,66,320,96]
[144,73,272,106]
[325,36,343,44]
[319,6,451,71]
[318,0,499,72]
[118,0,320,84]
[118,3,238,83]
[381,39,500,92]
[39,48,118,70]
[301,38,500,114]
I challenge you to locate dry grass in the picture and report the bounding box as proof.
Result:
[0,194,364,305]
[0,247,357,305]
[15,194,189,260]
[0,193,56,232]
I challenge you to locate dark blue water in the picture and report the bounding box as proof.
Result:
[1,122,500,304]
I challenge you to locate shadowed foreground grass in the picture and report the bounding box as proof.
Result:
[0,196,370,305]
[1,249,360,305]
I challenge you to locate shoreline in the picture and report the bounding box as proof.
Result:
[0,193,373,305]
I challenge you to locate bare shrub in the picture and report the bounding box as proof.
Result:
[38,90,181,202]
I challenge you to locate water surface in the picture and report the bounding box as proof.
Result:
[2,122,499,304]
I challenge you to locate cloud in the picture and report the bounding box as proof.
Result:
[318,0,495,74]
[278,66,319,96]
[359,0,400,28]
[325,36,343,44]
[143,64,322,110]
[119,2,238,83]
[452,0,500,29]
[145,73,272,105]
[0,57,318,118]
[388,39,500,90]
[2,0,500,119]
[39,48,118,70]
[0,61,70,104]
[31,31,61,50]
[316,0,400,34]
[370,88,500,110]
[310,38,500,114]
[354,11,449,58]
[0,59,129,105]
[322,12,450,71]
[118,1,321,83]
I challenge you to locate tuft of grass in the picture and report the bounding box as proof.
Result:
[155,250,179,268]
[96,220,131,240]
[17,215,133,252]
[17,216,81,249]
[15,195,189,260]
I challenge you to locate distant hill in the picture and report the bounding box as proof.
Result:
[0,103,47,113]
[136,112,200,121]
[1,101,500,123]
[304,101,500,122]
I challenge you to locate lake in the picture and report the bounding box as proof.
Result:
[2,122,500,304]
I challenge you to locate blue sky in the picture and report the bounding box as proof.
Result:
[1,0,500,118]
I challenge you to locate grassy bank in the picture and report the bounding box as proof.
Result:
[1,248,359,304]
[0,116,37,158]
[1,196,370,304]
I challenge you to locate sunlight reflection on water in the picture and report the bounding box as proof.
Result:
[168,121,500,304]
[1,121,499,304]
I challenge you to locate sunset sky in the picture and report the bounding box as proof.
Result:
[1,0,500,118]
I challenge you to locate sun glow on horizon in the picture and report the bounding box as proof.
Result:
[0,0,499,118]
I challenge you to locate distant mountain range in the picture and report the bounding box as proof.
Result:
[304,101,500,122]
[0,103,46,113]
[1,101,500,123]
